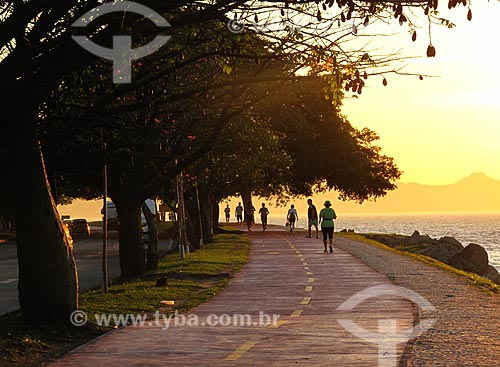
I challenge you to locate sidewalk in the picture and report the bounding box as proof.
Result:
[334,236,500,367]
[49,231,415,367]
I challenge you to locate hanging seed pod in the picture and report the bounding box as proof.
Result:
[337,19,341,27]
[280,8,285,16]
[461,0,466,5]
[448,0,453,9]
[399,14,407,25]
[317,9,322,21]
[382,78,387,86]
[352,22,357,34]
[341,12,346,22]
[395,3,403,17]
[426,44,436,57]
[369,1,376,13]
[364,16,369,27]
[285,1,289,8]
[433,0,438,9]
[467,8,472,21]
[363,71,368,79]
[424,6,429,15]
[347,10,352,20]
[419,75,423,80]
[412,30,417,42]
[323,3,327,10]
[345,82,350,92]
[357,84,363,94]
[333,55,337,67]
[355,69,360,79]
[254,14,258,23]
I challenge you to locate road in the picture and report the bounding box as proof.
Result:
[0,226,175,315]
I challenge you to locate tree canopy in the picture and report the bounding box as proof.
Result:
[0,0,479,323]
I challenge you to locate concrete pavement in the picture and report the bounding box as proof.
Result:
[49,230,415,367]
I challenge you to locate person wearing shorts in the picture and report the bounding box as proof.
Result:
[259,203,269,232]
[235,203,243,225]
[224,204,231,223]
[319,200,337,253]
[287,204,298,232]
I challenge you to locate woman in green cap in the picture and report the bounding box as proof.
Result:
[319,200,337,253]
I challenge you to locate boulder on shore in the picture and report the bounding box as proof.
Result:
[407,230,438,246]
[484,265,500,284]
[450,243,490,276]
[367,231,500,284]
[418,241,463,264]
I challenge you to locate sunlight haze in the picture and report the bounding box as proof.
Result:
[341,0,500,185]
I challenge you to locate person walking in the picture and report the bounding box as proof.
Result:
[306,198,319,239]
[258,203,270,232]
[224,204,231,224]
[287,204,298,233]
[319,200,337,253]
[235,203,243,225]
[245,205,255,231]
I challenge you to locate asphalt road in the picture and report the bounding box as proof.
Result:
[0,227,175,315]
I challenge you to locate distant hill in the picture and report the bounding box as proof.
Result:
[321,173,500,213]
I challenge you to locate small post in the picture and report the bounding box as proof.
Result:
[176,171,185,259]
[101,128,108,294]
[194,179,204,248]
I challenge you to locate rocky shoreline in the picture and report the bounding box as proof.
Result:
[362,230,500,284]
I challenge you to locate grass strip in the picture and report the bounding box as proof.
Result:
[0,232,249,367]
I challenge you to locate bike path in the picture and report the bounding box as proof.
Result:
[49,231,414,366]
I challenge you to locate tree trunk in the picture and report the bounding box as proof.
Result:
[6,113,77,323]
[212,200,221,234]
[199,193,214,243]
[241,191,254,228]
[113,197,145,279]
[185,212,198,252]
[184,200,201,250]
[142,202,158,270]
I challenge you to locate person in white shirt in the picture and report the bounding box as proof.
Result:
[287,204,298,233]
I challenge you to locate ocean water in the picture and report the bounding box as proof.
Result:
[262,212,500,270]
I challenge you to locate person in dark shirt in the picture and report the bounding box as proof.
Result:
[258,203,270,232]
[306,198,319,239]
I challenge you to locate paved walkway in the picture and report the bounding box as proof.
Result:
[334,237,500,367]
[49,231,415,367]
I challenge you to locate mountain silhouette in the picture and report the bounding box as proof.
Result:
[325,173,500,213]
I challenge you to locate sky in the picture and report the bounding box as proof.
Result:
[340,0,500,185]
[59,2,500,219]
